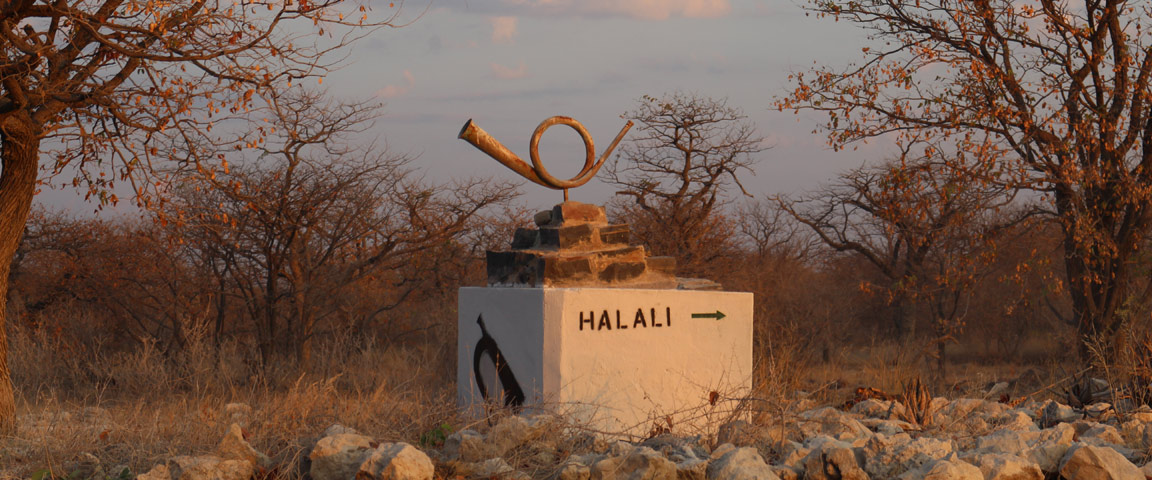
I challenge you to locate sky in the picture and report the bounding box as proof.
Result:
[37,0,895,214]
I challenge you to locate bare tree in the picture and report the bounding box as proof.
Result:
[737,199,815,262]
[0,0,398,429]
[727,199,844,371]
[607,92,767,276]
[170,90,518,367]
[778,145,1019,375]
[778,0,1152,361]
[12,211,212,354]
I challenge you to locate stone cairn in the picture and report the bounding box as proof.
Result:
[486,202,718,289]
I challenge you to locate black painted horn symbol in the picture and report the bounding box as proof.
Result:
[473,315,526,407]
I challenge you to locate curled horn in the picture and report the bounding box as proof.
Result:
[458,116,633,200]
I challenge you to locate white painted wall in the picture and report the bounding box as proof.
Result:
[459,287,753,437]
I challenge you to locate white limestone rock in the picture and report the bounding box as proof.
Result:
[1058,443,1142,480]
[1126,405,1152,421]
[801,442,868,480]
[991,410,1038,432]
[216,424,271,470]
[1021,423,1077,472]
[716,420,774,447]
[716,420,751,445]
[1119,419,1148,449]
[851,399,896,419]
[964,453,1044,480]
[937,398,1008,424]
[862,434,953,478]
[928,397,950,418]
[710,443,738,461]
[451,458,526,480]
[324,424,361,437]
[967,422,1075,471]
[1039,400,1082,427]
[557,454,602,480]
[962,416,993,439]
[591,446,677,480]
[974,429,1030,454]
[1085,403,1116,422]
[605,440,639,457]
[776,441,809,472]
[441,429,485,462]
[309,433,376,480]
[641,434,706,457]
[660,441,708,464]
[558,461,592,480]
[769,465,800,480]
[897,457,982,480]
[675,457,708,480]
[356,442,435,480]
[136,464,171,480]
[796,407,873,442]
[1080,423,1126,447]
[487,415,535,456]
[802,435,849,451]
[705,447,779,480]
[860,418,913,436]
[568,453,605,465]
[661,443,708,480]
[167,455,254,480]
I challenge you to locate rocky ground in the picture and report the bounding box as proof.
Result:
[65,395,1152,480]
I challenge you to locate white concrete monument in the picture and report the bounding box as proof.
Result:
[455,117,753,437]
[457,202,753,438]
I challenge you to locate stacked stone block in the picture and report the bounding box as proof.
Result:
[486,202,680,288]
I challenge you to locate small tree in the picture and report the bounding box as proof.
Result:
[12,212,209,353]
[778,146,1018,375]
[608,92,766,276]
[731,199,840,379]
[170,90,517,366]
[737,200,814,262]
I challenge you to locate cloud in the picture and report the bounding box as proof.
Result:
[493,0,731,20]
[490,61,529,80]
[376,69,415,98]
[427,84,597,103]
[744,2,802,17]
[635,51,732,74]
[490,16,518,43]
[379,111,463,124]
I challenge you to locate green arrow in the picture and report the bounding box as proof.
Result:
[691,311,726,320]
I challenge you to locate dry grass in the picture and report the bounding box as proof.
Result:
[788,333,1073,405]
[2,309,1087,479]
[2,320,463,479]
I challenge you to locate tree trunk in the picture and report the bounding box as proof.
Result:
[296,306,314,369]
[891,301,915,345]
[260,269,278,366]
[0,117,42,432]
[1061,231,1124,364]
[288,252,314,369]
[1054,188,1117,364]
[937,339,946,380]
[292,284,314,369]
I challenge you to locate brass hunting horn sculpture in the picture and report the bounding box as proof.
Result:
[458,116,633,201]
